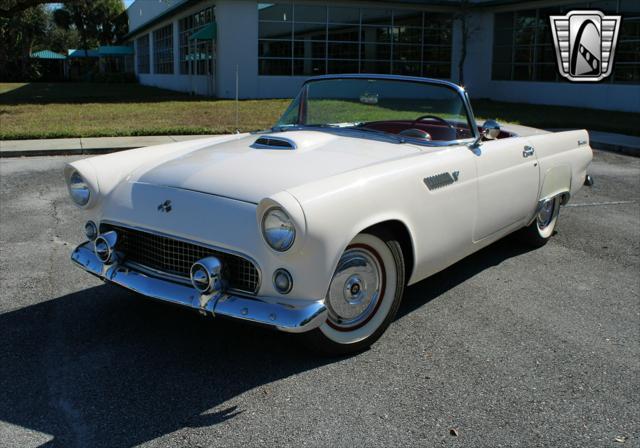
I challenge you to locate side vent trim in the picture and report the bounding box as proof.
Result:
[251,136,297,150]
[423,171,459,190]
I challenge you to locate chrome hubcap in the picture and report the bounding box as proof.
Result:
[326,248,382,328]
[537,198,555,229]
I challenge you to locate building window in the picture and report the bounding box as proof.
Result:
[136,34,150,74]
[258,3,452,77]
[492,1,639,83]
[615,0,639,83]
[179,7,215,75]
[154,24,174,74]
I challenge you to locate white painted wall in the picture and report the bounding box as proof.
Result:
[214,0,259,98]
[462,11,640,113]
[257,76,307,98]
[459,11,493,92]
[128,1,216,96]
[138,73,214,96]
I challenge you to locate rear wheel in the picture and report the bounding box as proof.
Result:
[304,231,405,356]
[519,196,560,247]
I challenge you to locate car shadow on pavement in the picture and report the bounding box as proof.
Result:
[0,235,534,447]
[0,284,334,447]
[399,234,535,318]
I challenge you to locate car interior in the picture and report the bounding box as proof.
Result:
[360,117,515,142]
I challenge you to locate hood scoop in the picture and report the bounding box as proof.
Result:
[251,135,298,149]
[251,135,297,150]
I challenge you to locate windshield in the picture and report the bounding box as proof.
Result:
[276,78,475,143]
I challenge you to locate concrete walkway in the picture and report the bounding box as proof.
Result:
[0,135,217,157]
[588,131,640,156]
[1,130,638,158]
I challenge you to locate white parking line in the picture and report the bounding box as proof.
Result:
[565,200,636,207]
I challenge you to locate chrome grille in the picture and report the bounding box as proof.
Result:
[101,224,259,294]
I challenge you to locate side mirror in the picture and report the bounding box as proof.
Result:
[482,119,501,140]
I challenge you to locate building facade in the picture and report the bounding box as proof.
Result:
[125,0,639,112]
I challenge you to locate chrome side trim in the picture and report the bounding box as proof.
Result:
[100,220,262,296]
[71,242,326,333]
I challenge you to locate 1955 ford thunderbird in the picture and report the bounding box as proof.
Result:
[66,74,593,354]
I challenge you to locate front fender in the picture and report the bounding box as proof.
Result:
[286,145,478,295]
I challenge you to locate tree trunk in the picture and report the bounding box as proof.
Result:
[458,18,467,85]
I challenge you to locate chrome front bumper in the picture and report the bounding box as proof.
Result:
[71,242,327,333]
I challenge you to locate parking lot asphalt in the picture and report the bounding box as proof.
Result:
[0,150,638,448]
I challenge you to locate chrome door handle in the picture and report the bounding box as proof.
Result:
[523,145,535,157]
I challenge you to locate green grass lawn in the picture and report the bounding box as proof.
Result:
[1,82,637,139]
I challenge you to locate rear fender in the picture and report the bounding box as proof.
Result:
[539,165,571,202]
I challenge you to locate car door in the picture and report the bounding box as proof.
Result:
[473,136,540,242]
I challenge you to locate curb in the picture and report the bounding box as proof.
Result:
[0,146,139,158]
[589,140,639,157]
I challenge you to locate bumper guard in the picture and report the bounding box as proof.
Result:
[71,242,327,333]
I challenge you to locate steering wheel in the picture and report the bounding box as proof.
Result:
[412,115,455,129]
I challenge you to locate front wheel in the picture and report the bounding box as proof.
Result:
[519,196,560,247]
[303,231,405,356]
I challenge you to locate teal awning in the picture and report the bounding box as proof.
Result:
[68,49,99,58]
[31,50,66,60]
[189,23,216,40]
[98,45,134,56]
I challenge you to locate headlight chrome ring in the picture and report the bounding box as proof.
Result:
[68,170,91,206]
[262,207,296,252]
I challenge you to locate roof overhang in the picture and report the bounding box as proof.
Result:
[124,0,202,40]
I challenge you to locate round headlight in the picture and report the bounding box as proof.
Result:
[68,170,90,206]
[262,207,296,252]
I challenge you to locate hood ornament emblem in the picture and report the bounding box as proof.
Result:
[157,200,172,213]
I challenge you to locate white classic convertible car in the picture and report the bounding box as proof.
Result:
[66,74,593,354]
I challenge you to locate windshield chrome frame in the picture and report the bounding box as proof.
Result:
[279,74,481,148]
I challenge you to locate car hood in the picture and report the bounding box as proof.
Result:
[130,130,422,203]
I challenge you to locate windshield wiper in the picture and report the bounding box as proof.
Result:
[270,124,297,132]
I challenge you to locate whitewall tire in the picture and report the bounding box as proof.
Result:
[519,196,560,247]
[304,231,405,355]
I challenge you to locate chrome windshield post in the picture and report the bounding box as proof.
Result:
[458,89,482,151]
